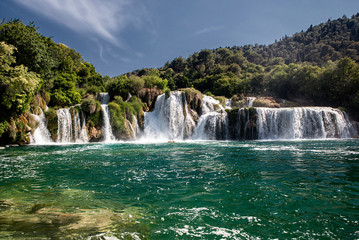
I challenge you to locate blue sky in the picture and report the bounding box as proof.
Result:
[1,0,359,77]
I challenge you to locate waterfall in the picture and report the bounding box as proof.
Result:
[256,107,356,139]
[98,93,116,142]
[31,111,53,144]
[56,108,89,143]
[57,108,73,142]
[192,112,228,140]
[234,108,257,140]
[246,97,256,107]
[31,91,357,144]
[225,99,232,109]
[192,95,229,140]
[143,92,195,141]
[73,109,88,143]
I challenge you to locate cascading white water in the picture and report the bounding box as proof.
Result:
[57,108,73,142]
[32,91,357,143]
[192,95,229,140]
[31,111,53,144]
[72,109,88,143]
[56,108,89,143]
[225,99,232,109]
[143,92,195,141]
[256,107,356,139]
[98,93,116,142]
[246,97,256,107]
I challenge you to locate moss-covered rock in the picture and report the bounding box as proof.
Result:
[180,88,203,113]
[81,98,100,115]
[226,107,258,140]
[87,124,102,142]
[108,96,144,140]
[85,109,102,142]
[230,95,246,108]
[44,108,58,141]
[30,93,48,115]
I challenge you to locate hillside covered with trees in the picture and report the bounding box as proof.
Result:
[125,13,359,115]
[1,14,359,144]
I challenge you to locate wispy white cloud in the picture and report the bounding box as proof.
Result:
[14,0,151,47]
[195,25,224,35]
[135,52,145,58]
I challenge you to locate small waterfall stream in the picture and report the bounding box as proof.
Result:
[247,97,256,107]
[98,93,116,142]
[31,111,53,144]
[73,110,88,143]
[57,108,73,143]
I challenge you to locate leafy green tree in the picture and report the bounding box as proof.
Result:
[0,42,41,118]
[0,19,54,79]
[50,72,81,106]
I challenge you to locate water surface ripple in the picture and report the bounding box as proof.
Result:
[0,140,358,239]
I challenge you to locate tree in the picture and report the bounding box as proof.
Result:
[50,72,81,106]
[0,42,41,118]
[0,19,54,79]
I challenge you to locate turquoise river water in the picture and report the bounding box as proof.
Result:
[0,140,358,239]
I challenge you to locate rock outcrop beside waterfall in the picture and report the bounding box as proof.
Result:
[137,87,162,111]
[81,98,103,142]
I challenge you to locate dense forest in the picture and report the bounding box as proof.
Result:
[1,13,359,144]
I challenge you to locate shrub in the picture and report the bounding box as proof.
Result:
[214,96,226,107]
[81,98,100,115]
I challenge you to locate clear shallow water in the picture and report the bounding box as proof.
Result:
[0,140,358,239]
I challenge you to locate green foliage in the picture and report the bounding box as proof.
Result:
[106,75,126,100]
[81,98,100,115]
[0,20,108,144]
[108,96,144,138]
[0,19,54,79]
[108,101,126,136]
[143,75,168,90]
[50,72,81,106]
[78,62,105,93]
[0,121,9,139]
[86,110,101,129]
[214,96,226,107]
[165,88,171,98]
[0,42,41,119]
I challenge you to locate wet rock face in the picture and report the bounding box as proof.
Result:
[227,108,258,140]
[182,88,203,114]
[137,87,162,111]
[87,126,102,142]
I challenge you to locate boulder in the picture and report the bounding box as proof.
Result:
[137,87,162,111]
